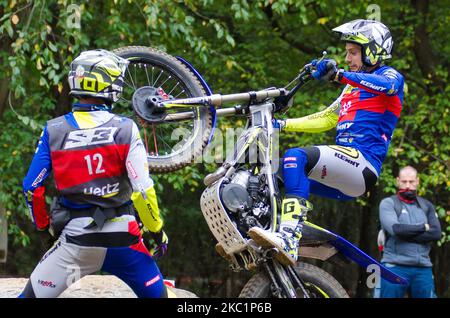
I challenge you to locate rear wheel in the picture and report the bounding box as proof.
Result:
[112,46,212,173]
[239,262,349,298]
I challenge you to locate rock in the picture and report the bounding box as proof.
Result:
[0,275,198,298]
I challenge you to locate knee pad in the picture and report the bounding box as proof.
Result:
[283,147,320,173]
[282,148,311,199]
[283,148,308,167]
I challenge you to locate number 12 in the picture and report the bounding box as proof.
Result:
[84,153,105,175]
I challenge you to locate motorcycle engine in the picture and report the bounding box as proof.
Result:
[220,169,271,236]
[221,170,251,212]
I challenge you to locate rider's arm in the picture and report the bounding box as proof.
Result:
[284,102,338,133]
[283,86,348,133]
[126,122,163,233]
[338,68,403,96]
[22,126,52,230]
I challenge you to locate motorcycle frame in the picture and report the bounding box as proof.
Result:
[137,62,409,287]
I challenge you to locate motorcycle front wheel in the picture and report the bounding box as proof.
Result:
[239,262,349,298]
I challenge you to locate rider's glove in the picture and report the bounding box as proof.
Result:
[311,59,341,82]
[272,119,286,130]
[149,229,169,259]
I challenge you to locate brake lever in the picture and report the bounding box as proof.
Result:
[302,50,327,75]
[276,51,328,112]
[317,50,328,63]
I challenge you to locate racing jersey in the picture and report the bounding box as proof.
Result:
[284,65,404,173]
[23,108,162,245]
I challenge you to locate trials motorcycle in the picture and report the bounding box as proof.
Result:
[113,46,407,298]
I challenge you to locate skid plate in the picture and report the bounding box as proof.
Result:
[200,178,248,255]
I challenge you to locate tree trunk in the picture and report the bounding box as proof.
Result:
[355,188,379,298]
[0,78,10,119]
[0,204,7,263]
[411,0,444,89]
[433,240,450,297]
[52,80,72,117]
[261,5,320,55]
[0,5,12,120]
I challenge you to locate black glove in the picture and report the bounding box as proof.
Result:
[149,229,168,259]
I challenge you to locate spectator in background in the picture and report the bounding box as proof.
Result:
[378,166,441,298]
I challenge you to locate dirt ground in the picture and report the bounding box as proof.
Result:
[0,275,197,298]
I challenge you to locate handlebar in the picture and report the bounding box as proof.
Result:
[136,51,328,121]
[160,87,289,109]
[158,51,327,110]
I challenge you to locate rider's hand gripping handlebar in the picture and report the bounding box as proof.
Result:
[273,51,327,112]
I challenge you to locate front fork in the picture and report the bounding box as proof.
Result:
[262,258,310,298]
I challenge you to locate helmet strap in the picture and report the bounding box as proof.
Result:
[357,63,380,73]
[359,64,368,72]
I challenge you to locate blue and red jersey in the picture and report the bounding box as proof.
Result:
[336,65,404,173]
[22,110,152,232]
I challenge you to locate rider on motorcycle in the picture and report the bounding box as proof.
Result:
[249,19,404,266]
[20,50,171,298]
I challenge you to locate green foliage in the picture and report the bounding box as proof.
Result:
[1,0,448,296]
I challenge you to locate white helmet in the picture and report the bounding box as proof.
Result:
[333,19,393,66]
[68,49,129,103]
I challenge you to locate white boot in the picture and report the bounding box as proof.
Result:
[248,227,301,266]
[248,196,312,266]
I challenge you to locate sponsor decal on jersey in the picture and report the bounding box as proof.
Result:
[360,80,386,92]
[31,168,48,187]
[283,157,297,162]
[83,182,120,197]
[383,69,398,80]
[284,163,297,169]
[387,83,396,95]
[339,136,354,143]
[64,127,118,149]
[336,122,354,130]
[340,101,352,116]
[126,160,138,179]
[145,274,161,287]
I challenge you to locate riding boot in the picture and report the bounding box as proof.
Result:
[248,195,312,266]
